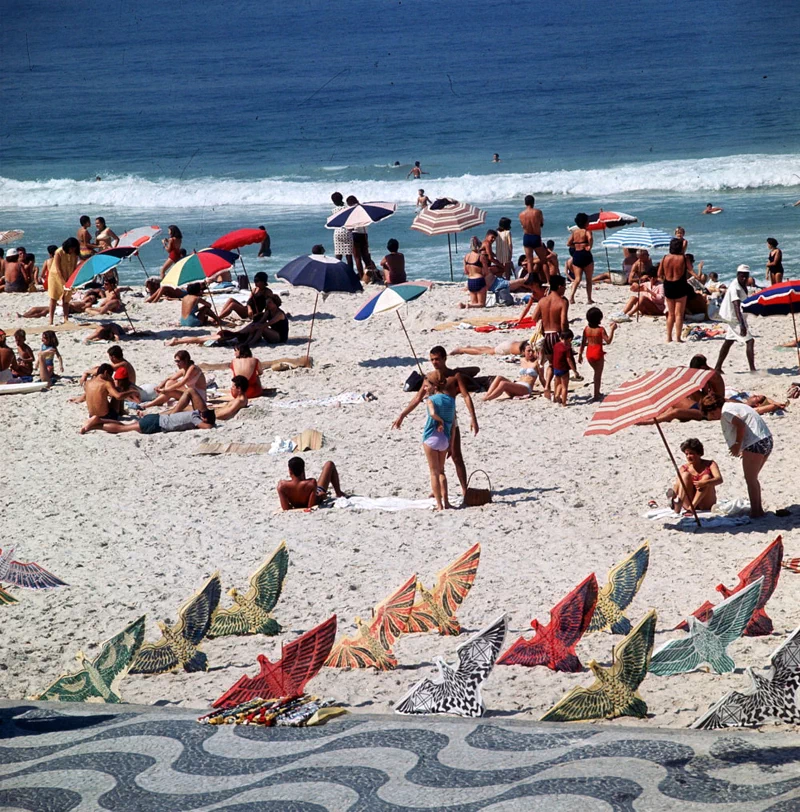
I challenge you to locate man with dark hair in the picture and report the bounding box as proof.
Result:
[257,226,271,258]
[77,215,96,259]
[168,375,250,421]
[519,194,547,276]
[85,407,217,435]
[393,345,479,497]
[79,364,123,433]
[277,456,345,510]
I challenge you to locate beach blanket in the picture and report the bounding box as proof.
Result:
[194,441,273,456]
[276,392,377,409]
[432,316,538,332]
[643,505,751,528]
[333,496,435,512]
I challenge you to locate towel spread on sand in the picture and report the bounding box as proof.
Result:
[276,392,377,409]
[333,496,435,511]
[194,441,273,455]
[643,506,751,528]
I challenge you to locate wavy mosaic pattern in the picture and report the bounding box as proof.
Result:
[2,702,800,810]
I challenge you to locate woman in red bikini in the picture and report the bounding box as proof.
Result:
[230,344,263,398]
[160,225,183,279]
[668,437,722,514]
[577,306,617,402]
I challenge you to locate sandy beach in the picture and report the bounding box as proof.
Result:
[1,281,798,729]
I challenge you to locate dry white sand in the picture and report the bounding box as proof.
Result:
[1,281,798,729]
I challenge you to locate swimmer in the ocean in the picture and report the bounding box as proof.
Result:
[492,153,500,163]
[702,203,723,214]
[407,161,427,180]
[416,189,431,209]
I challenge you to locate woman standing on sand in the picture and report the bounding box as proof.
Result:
[659,237,691,343]
[160,225,183,279]
[460,236,489,309]
[567,213,594,305]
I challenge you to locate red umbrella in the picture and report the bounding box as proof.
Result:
[585,211,638,232]
[211,228,266,252]
[585,367,716,526]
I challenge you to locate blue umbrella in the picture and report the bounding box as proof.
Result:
[277,254,363,362]
[743,280,800,367]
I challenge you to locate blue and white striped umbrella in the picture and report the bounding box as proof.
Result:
[325,202,397,230]
[601,227,672,250]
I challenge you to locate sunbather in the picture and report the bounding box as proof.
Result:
[482,343,540,400]
[277,456,345,510]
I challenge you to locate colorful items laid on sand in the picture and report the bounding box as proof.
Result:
[692,625,800,729]
[32,616,145,703]
[325,574,417,670]
[676,537,782,637]
[541,611,656,722]
[650,579,763,676]
[407,543,481,635]
[0,546,68,591]
[588,541,650,635]
[213,615,337,709]
[130,573,222,674]
[395,615,508,718]
[208,542,289,638]
[200,695,346,727]
[497,574,598,672]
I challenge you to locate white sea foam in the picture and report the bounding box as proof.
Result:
[2,153,798,209]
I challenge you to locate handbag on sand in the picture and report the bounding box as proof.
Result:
[463,469,492,507]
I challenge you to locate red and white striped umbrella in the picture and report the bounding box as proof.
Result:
[585,367,715,437]
[410,201,486,236]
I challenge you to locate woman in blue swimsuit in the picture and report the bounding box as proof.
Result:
[460,236,489,309]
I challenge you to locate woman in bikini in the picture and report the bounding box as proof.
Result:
[766,238,783,285]
[460,236,489,309]
[567,213,594,305]
[658,237,691,343]
[179,283,221,327]
[451,339,529,356]
[160,225,183,279]
[85,278,124,316]
[578,306,617,402]
[482,343,540,401]
[94,217,119,251]
[668,437,722,514]
[230,344,263,398]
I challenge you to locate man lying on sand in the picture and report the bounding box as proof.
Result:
[85,407,217,435]
[277,456,345,510]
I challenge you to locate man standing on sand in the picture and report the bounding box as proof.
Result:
[78,364,124,433]
[524,275,570,399]
[715,265,756,373]
[393,346,479,497]
[519,195,548,277]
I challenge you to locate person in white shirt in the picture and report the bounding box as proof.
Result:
[700,393,772,518]
[715,264,755,373]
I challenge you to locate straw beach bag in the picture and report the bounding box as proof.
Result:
[463,470,492,507]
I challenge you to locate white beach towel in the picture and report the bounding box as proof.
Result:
[268,436,297,455]
[333,496,435,512]
[643,505,751,528]
[276,392,377,409]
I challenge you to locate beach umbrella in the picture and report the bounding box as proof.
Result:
[411,201,487,281]
[743,280,800,368]
[354,284,428,375]
[325,202,397,230]
[161,250,236,288]
[0,229,24,245]
[65,254,122,290]
[278,254,363,363]
[116,225,162,279]
[570,211,638,271]
[97,246,138,259]
[211,227,267,290]
[585,366,716,527]
[601,226,672,250]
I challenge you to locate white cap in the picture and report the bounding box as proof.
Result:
[736,264,750,274]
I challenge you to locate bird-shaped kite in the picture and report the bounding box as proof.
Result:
[497,574,598,672]
[650,578,763,676]
[406,543,480,636]
[208,542,289,638]
[32,616,145,703]
[325,574,417,670]
[213,615,337,709]
[395,614,508,718]
[0,547,67,590]
[692,624,800,730]
[675,537,782,637]
[0,586,17,605]
[588,541,650,635]
[130,573,221,674]
[540,610,656,722]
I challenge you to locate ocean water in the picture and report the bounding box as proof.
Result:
[3,0,800,284]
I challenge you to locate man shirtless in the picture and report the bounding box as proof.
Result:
[519,195,547,276]
[277,456,345,510]
[392,345,479,496]
[0,330,22,382]
[79,364,123,433]
[76,215,97,259]
[168,375,249,421]
[521,275,570,398]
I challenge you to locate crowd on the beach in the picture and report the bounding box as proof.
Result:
[0,193,792,519]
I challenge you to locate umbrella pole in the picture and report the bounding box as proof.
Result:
[396,310,424,377]
[792,301,800,370]
[654,418,701,528]
[637,286,641,323]
[121,304,136,334]
[447,234,454,282]
[135,252,149,282]
[238,251,253,293]
[604,245,611,273]
[305,291,319,367]
[204,283,221,321]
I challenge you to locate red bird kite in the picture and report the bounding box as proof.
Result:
[497,574,598,672]
[675,536,782,637]
[213,615,337,709]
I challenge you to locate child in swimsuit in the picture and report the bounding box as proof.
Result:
[551,329,577,407]
[38,330,63,388]
[13,329,34,377]
[421,375,456,510]
[578,306,618,402]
